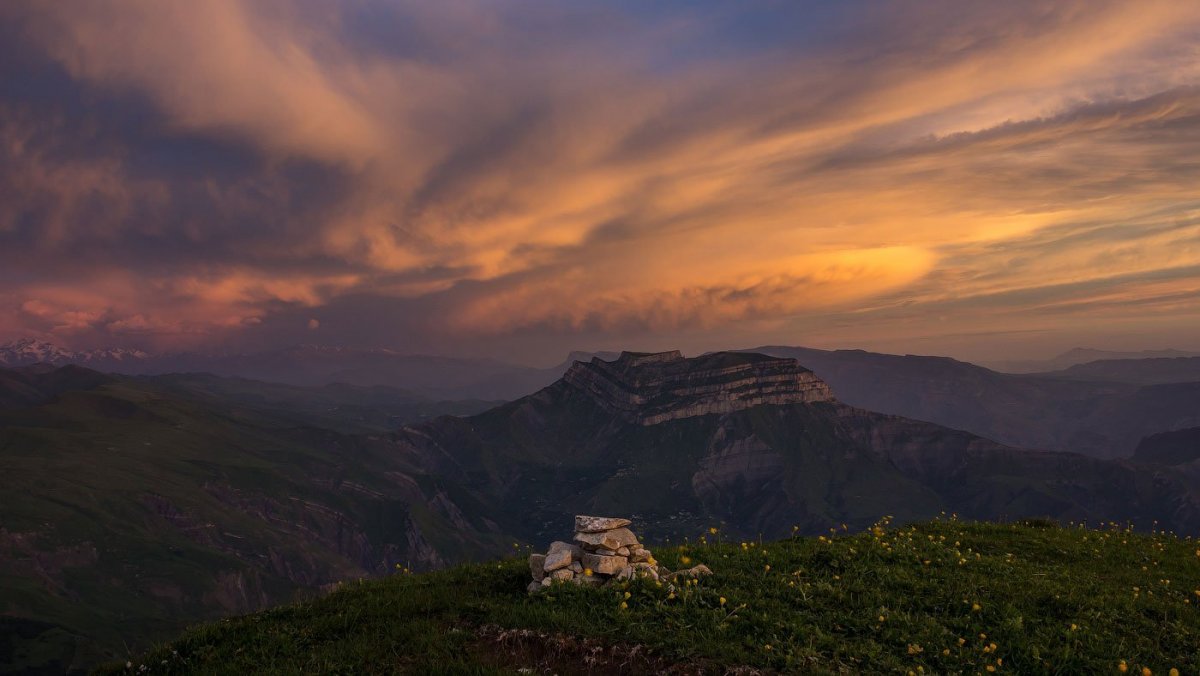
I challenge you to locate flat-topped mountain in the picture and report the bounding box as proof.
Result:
[385,350,1200,545]
[563,351,834,425]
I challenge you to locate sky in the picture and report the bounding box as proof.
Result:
[2,1,1200,366]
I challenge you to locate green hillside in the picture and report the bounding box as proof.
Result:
[0,368,511,674]
[101,519,1200,675]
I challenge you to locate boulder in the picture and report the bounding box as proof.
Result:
[543,541,580,572]
[669,564,713,579]
[550,568,574,581]
[529,553,546,581]
[574,528,639,551]
[581,552,628,575]
[574,515,632,533]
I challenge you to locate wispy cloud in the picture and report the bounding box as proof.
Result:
[1,1,1199,358]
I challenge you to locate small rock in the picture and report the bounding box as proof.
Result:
[574,515,632,533]
[574,527,639,551]
[615,565,635,581]
[541,577,553,587]
[572,574,605,587]
[550,568,574,581]
[616,546,630,556]
[633,562,660,580]
[527,581,543,593]
[529,554,546,581]
[581,552,628,575]
[544,541,580,572]
[629,548,650,563]
[669,564,713,579]
[570,561,583,573]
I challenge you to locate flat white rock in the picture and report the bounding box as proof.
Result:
[574,527,639,551]
[574,515,632,533]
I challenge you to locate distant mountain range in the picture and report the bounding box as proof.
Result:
[0,339,576,400]
[984,347,1200,373]
[5,338,1199,459]
[745,346,1200,458]
[0,338,151,366]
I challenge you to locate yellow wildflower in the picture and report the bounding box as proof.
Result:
[719,596,727,606]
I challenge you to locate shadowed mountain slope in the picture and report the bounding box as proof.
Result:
[1042,356,1200,385]
[0,367,509,673]
[744,346,1200,458]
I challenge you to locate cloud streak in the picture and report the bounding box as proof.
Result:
[2,1,1200,360]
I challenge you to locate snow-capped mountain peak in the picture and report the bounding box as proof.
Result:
[0,339,151,366]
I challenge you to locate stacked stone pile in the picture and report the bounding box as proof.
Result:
[527,515,711,592]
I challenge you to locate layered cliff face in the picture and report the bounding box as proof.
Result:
[562,351,835,425]
[387,351,1200,546]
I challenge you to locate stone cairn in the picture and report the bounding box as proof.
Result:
[527,515,710,592]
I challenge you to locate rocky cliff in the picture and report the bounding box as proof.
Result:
[562,351,834,425]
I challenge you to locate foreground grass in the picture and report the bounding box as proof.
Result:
[100,519,1200,674]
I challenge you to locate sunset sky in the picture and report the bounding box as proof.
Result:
[2,1,1199,365]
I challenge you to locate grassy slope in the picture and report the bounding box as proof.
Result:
[0,377,509,673]
[102,519,1200,675]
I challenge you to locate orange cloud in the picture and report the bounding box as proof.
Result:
[452,247,936,332]
[3,1,1200,357]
